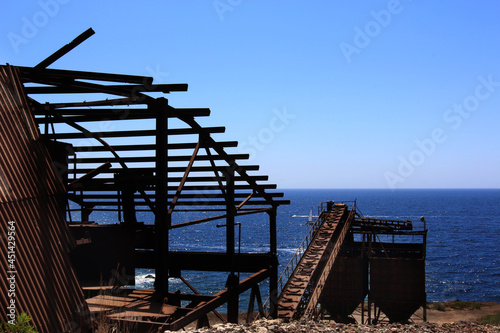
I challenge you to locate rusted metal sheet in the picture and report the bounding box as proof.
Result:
[0,65,89,332]
[319,256,368,320]
[370,257,426,323]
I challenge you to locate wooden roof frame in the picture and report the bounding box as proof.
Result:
[5,28,289,330]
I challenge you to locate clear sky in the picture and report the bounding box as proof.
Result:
[2,1,500,189]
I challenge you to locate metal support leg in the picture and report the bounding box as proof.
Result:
[154,98,169,295]
[268,206,278,318]
[224,167,238,323]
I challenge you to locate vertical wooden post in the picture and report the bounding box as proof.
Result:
[224,167,235,273]
[224,167,238,323]
[268,206,278,318]
[154,97,169,295]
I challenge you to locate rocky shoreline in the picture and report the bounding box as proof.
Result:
[173,318,499,333]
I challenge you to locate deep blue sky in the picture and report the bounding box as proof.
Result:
[3,1,500,189]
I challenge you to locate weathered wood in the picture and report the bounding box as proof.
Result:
[45,126,225,139]
[35,28,95,69]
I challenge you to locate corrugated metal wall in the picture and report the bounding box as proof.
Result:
[0,65,89,332]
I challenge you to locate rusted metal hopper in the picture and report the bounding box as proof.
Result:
[369,257,426,323]
[319,256,368,320]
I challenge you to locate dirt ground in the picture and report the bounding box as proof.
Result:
[187,301,500,328]
[416,302,500,324]
[345,301,500,324]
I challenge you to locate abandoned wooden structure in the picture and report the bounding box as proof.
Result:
[0,29,289,332]
[1,29,427,331]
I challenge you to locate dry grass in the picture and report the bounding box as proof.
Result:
[477,313,500,325]
[427,300,485,311]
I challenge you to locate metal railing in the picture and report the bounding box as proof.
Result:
[261,203,326,315]
[302,200,357,318]
[277,208,325,295]
[262,200,357,315]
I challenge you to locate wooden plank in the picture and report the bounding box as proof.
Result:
[65,199,289,207]
[169,141,201,214]
[107,310,170,318]
[68,162,111,189]
[67,153,249,163]
[169,208,270,230]
[19,66,154,85]
[26,83,188,94]
[66,175,270,183]
[65,182,275,191]
[44,126,225,139]
[70,141,237,152]
[35,28,95,69]
[67,192,282,200]
[167,269,270,331]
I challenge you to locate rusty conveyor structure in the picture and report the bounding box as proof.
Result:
[275,201,427,323]
[277,202,355,320]
[1,29,289,332]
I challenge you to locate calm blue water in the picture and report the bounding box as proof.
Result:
[82,189,500,305]
[278,189,500,303]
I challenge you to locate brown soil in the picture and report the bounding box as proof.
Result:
[187,301,500,328]
[419,301,500,324]
[347,301,500,324]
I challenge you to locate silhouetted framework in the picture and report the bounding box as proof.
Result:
[276,201,427,324]
[20,66,290,329]
[0,30,289,331]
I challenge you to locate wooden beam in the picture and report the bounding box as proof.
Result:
[69,141,235,152]
[68,162,111,190]
[35,28,95,69]
[44,126,225,139]
[26,83,187,94]
[169,208,270,229]
[168,140,201,214]
[167,269,270,331]
[19,66,154,85]
[67,153,248,164]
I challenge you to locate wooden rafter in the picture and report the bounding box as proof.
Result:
[168,139,201,215]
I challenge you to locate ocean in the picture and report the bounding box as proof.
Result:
[82,189,500,306]
[276,189,500,303]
